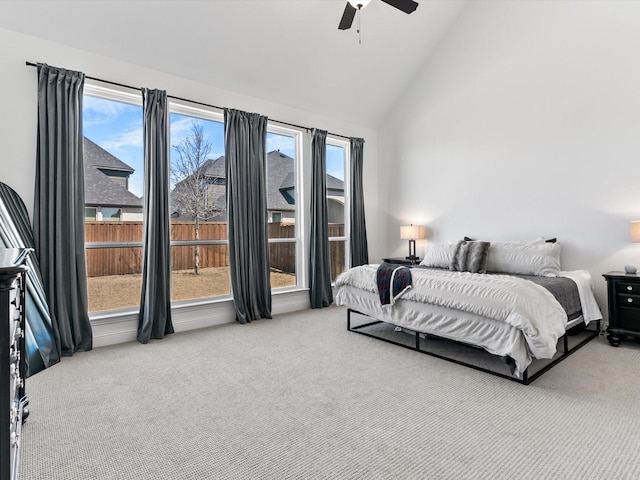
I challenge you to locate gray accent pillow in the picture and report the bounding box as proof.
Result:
[462,237,561,277]
[420,243,457,269]
[450,240,491,274]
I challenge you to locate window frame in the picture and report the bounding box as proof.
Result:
[266,123,304,292]
[83,84,330,314]
[83,83,145,314]
[326,136,351,279]
[168,102,231,303]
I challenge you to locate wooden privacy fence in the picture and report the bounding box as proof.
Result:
[85,221,345,278]
[85,222,230,277]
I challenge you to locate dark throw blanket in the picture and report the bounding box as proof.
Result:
[376,262,413,306]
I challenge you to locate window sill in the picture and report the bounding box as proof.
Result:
[89,287,311,348]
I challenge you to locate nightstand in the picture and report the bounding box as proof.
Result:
[382,257,420,266]
[603,271,640,347]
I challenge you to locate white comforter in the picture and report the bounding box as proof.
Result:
[335,265,568,360]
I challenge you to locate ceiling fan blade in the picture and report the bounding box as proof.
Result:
[381,0,419,14]
[338,2,357,30]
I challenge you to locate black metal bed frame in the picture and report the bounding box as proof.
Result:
[347,308,601,385]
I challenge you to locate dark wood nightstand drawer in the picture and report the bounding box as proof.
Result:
[619,307,640,331]
[617,282,640,294]
[617,293,640,309]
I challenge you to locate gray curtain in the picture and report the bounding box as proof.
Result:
[137,89,174,343]
[349,137,369,267]
[309,129,333,308]
[34,63,92,356]
[224,108,272,323]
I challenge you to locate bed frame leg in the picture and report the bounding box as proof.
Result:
[563,334,568,353]
[415,331,420,351]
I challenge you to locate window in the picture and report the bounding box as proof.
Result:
[83,85,144,313]
[82,84,347,314]
[326,139,349,282]
[169,105,229,302]
[266,128,302,290]
[84,207,97,221]
[100,207,122,221]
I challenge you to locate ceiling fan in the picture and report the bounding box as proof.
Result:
[338,0,419,31]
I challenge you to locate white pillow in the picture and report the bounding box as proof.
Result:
[420,243,457,269]
[486,240,561,277]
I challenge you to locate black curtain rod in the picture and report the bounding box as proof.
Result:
[26,61,353,141]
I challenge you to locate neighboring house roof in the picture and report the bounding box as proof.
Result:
[83,137,142,208]
[267,150,296,212]
[196,155,225,178]
[326,173,344,191]
[280,169,343,198]
[170,150,345,219]
[84,137,134,174]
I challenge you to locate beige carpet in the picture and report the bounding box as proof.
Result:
[19,306,640,479]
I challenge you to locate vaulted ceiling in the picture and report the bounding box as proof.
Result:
[0,0,468,127]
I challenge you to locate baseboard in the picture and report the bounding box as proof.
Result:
[272,289,311,315]
[91,289,311,348]
[91,312,138,348]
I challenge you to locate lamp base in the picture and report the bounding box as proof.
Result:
[407,239,417,262]
[624,265,637,274]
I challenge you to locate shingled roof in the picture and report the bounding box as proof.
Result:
[83,137,142,208]
[84,137,134,173]
[170,150,344,219]
[279,169,343,198]
[196,155,225,177]
[267,150,296,212]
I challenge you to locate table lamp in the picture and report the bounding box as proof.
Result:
[626,221,640,274]
[400,224,424,261]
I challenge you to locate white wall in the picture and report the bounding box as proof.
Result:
[378,0,640,320]
[0,27,380,344]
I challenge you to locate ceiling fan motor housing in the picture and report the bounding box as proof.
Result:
[339,0,419,31]
[348,0,371,8]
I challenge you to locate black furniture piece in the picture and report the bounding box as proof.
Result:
[347,308,599,385]
[603,271,640,347]
[0,248,31,480]
[382,257,420,266]
[0,182,59,376]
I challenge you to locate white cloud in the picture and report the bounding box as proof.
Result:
[101,125,144,152]
[169,117,195,146]
[83,96,130,127]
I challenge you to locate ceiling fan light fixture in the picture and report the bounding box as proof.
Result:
[338,0,419,33]
[348,0,372,9]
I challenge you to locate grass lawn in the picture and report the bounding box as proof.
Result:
[87,266,296,313]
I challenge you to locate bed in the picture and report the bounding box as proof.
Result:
[334,238,602,384]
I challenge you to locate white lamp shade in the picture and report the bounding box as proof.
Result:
[631,221,640,243]
[400,225,421,240]
[348,0,372,8]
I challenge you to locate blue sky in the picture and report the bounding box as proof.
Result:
[83,95,346,198]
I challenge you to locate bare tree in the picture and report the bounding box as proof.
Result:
[171,121,223,274]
